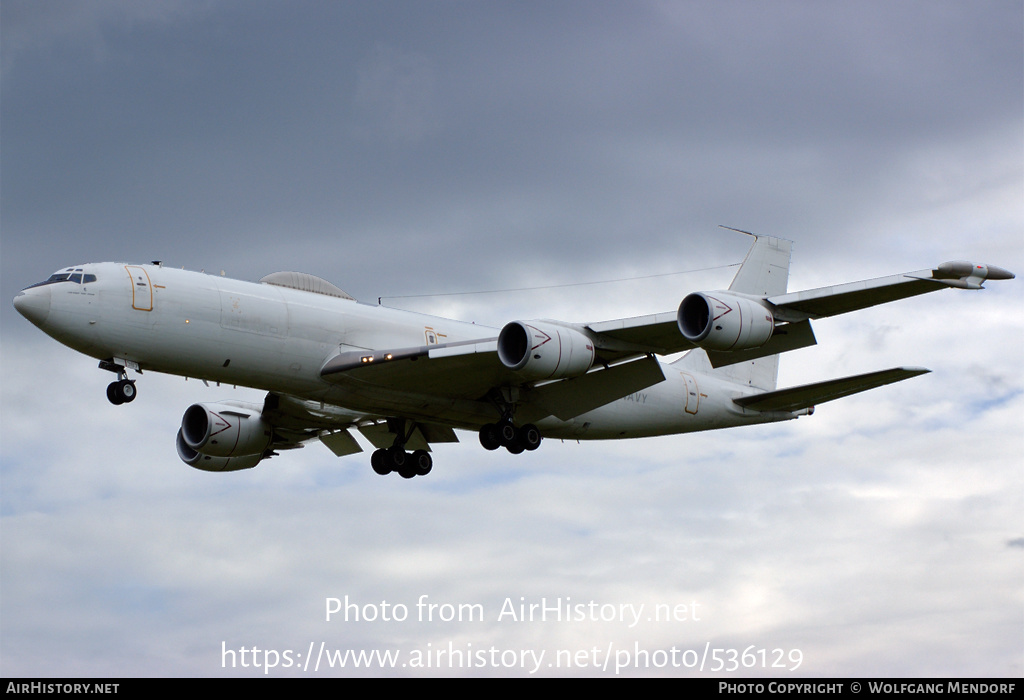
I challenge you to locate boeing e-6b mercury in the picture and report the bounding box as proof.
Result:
[12,234,1013,479]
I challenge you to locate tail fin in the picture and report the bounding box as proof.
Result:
[727,230,792,296]
[673,233,792,390]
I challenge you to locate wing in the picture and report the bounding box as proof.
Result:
[587,256,1014,366]
[319,337,668,423]
[767,261,1015,322]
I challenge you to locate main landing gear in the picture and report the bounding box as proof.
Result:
[478,420,542,454]
[371,447,432,479]
[369,419,432,479]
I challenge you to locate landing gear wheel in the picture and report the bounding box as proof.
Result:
[479,423,502,451]
[519,423,542,451]
[411,449,432,476]
[371,448,391,475]
[499,421,518,447]
[106,380,136,405]
[106,382,124,405]
[385,446,407,470]
[119,380,137,403]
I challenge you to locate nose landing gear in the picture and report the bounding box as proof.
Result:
[99,359,139,405]
[106,378,137,405]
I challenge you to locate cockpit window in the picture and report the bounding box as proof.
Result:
[26,271,97,288]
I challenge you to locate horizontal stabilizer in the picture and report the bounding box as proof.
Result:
[732,366,930,413]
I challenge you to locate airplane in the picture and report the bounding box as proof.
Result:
[12,233,1014,479]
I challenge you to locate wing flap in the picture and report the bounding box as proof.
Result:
[526,355,667,421]
[357,422,441,451]
[706,320,817,368]
[319,429,363,457]
[732,366,930,413]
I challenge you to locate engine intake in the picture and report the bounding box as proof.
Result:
[498,320,595,381]
[678,291,775,351]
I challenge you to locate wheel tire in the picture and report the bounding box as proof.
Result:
[119,380,137,403]
[106,382,125,405]
[479,423,502,451]
[385,446,407,470]
[505,440,524,455]
[371,448,391,475]
[520,424,542,451]
[411,450,432,476]
[499,421,518,447]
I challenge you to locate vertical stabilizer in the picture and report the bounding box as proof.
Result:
[728,233,791,296]
[673,233,792,390]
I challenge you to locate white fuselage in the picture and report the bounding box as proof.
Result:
[14,262,792,443]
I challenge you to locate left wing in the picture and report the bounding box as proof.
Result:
[766,262,1015,322]
[586,257,1013,367]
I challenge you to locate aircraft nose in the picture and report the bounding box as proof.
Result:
[13,284,51,327]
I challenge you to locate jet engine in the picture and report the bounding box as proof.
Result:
[176,402,272,471]
[497,320,596,381]
[176,430,264,472]
[678,291,775,351]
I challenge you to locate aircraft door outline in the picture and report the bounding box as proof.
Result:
[125,266,153,311]
[681,371,700,415]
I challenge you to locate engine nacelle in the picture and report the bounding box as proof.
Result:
[178,402,272,459]
[497,320,596,381]
[176,430,264,472]
[677,291,775,351]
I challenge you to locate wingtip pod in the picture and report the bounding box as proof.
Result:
[933,261,1015,289]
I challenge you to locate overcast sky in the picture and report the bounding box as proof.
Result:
[2,0,1021,677]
